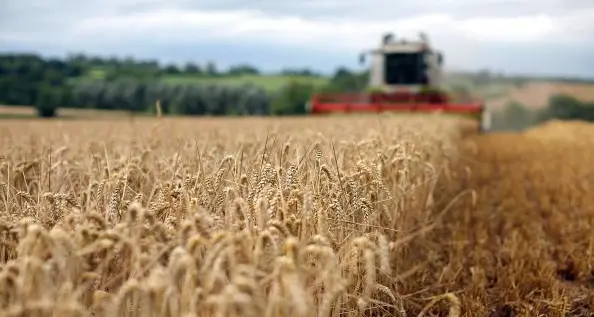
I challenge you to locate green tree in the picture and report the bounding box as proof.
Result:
[164,64,180,75]
[546,94,585,120]
[35,85,62,117]
[205,61,217,76]
[270,81,315,115]
[184,62,202,74]
[315,67,368,93]
[227,64,259,76]
[280,68,320,77]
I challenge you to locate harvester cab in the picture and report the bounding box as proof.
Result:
[309,32,492,133]
[362,32,443,94]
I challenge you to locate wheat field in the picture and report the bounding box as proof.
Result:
[0,115,593,317]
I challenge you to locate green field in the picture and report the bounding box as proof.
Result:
[84,67,329,92]
[80,67,594,107]
[162,74,329,92]
[162,72,530,100]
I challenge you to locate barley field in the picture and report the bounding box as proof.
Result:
[0,115,593,317]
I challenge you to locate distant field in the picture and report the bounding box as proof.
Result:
[0,105,136,119]
[487,81,594,110]
[84,67,329,92]
[33,68,594,120]
[82,67,594,105]
[441,72,594,110]
[162,74,329,92]
[442,73,519,100]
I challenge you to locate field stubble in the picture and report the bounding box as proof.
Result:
[454,120,594,316]
[1,115,593,316]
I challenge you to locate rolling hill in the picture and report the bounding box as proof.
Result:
[486,82,594,110]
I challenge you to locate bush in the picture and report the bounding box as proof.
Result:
[35,85,62,117]
[270,80,316,115]
[69,80,271,116]
[537,94,594,122]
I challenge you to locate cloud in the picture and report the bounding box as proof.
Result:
[1,0,593,76]
[71,8,564,53]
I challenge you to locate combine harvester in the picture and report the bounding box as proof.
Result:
[308,32,492,132]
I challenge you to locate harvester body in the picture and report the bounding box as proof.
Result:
[368,34,443,92]
[309,33,491,132]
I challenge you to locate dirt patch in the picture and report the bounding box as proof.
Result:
[487,81,594,110]
[0,105,36,116]
[0,105,135,118]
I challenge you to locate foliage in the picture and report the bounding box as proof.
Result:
[270,80,316,115]
[16,52,589,119]
[161,74,328,93]
[183,62,202,74]
[0,54,83,107]
[318,68,369,93]
[4,52,591,119]
[227,64,260,76]
[0,53,348,117]
[279,68,322,77]
[70,79,271,116]
[34,85,64,117]
[540,94,594,122]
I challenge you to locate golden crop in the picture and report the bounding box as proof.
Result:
[0,115,592,317]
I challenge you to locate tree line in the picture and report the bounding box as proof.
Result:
[2,53,591,122]
[0,53,363,117]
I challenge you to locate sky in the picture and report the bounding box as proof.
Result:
[1,0,593,78]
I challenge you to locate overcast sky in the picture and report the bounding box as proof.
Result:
[1,0,593,77]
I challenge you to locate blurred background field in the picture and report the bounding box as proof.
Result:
[1,54,593,128]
